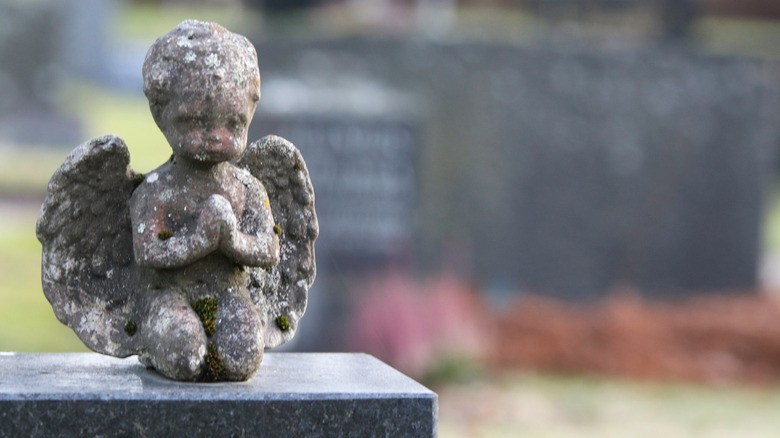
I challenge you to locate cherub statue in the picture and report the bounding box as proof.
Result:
[36,21,318,381]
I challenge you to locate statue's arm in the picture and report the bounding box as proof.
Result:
[130,189,224,269]
[219,178,280,269]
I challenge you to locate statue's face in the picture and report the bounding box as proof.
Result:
[158,85,258,163]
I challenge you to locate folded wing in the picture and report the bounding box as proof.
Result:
[236,135,319,348]
[36,135,141,356]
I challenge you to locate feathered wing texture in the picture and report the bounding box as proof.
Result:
[36,135,141,357]
[236,135,318,349]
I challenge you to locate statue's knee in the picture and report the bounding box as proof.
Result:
[212,294,264,381]
[140,293,208,380]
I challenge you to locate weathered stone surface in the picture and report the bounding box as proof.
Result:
[36,21,318,381]
[0,352,437,437]
[237,135,319,349]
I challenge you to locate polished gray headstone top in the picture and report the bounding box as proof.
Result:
[0,352,432,399]
[0,352,437,437]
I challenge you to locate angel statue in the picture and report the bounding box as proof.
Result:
[36,20,318,381]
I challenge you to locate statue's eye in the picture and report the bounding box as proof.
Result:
[228,114,247,129]
[176,113,207,129]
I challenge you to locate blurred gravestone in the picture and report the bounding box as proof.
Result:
[0,1,80,145]
[468,49,776,300]
[252,38,780,303]
[249,77,420,350]
[252,78,420,267]
[58,0,118,83]
[255,116,417,264]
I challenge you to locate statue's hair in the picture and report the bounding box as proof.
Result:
[142,20,260,121]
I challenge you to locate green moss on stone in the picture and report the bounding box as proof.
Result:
[275,315,290,331]
[273,225,282,236]
[204,341,225,381]
[124,320,137,336]
[157,229,173,240]
[192,297,218,337]
[131,173,144,189]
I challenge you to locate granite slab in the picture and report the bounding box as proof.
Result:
[0,352,437,437]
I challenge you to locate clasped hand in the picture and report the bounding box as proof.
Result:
[198,194,240,255]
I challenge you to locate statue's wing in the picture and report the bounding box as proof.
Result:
[236,135,318,349]
[36,135,141,357]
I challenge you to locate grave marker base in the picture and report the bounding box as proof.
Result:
[0,352,437,437]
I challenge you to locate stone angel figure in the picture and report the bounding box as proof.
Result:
[36,21,318,381]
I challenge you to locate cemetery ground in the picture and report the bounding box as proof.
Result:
[2,85,780,436]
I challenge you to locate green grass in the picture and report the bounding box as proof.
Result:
[764,183,780,252]
[116,2,261,41]
[0,146,69,195]
[438,372,780,438]
[0,83,171,196]
[63,83,170,174]
[0,209,87,352]
[696,17,780,60]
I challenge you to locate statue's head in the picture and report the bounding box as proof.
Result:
[143,20,261,163]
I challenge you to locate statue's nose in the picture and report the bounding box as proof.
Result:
[205,127,241,154]
[207,127,231,144]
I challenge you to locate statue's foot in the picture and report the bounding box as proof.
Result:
[139,291,208,381]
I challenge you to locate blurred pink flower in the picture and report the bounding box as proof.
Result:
[348,270,489,377]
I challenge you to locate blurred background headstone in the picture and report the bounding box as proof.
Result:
[250,75,422,350]
[0,1,80,145]
[251,37,780,311]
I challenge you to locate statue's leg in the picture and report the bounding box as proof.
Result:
[211,289,264,381]
[138,290,208,381]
